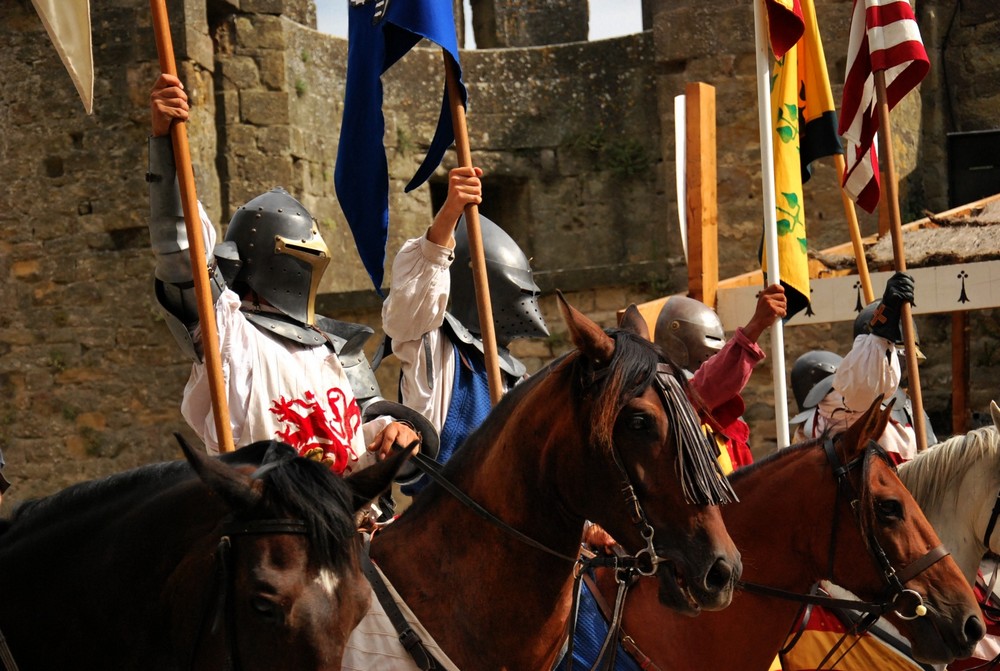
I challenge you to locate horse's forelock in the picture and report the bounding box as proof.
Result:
[586,330,661,449]
[256,457,357,569]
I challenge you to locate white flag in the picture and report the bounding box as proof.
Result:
[31,0,94,115]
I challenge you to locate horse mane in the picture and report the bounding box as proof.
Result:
[5,443,357,569]
[727,437,822,484]
[898,425,1000,513]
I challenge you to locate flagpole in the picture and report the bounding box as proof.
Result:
[150,0,235,453]
[835,154,875,304]
[443,53,504,406]
[874,70,928,452]
[752,0,791,450]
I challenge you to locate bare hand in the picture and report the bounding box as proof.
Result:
[583,523,618,554]
[367,421,421,461]
[743,284,787,343]
[427,166,484,246]
[150,73,189,137]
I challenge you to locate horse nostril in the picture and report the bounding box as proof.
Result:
[965,613,986,645]
[705,558,734,592]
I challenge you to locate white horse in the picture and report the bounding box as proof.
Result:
[899,400,1000,584]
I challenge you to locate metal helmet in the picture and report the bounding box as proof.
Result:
[451,213,549,346]
[653,296,725,372]
[853,300,925,360]
[791,350,842,412]
[224,187,330,325]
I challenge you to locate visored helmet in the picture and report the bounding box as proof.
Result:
[224,187,330,325]
[451,214,549,346]
[654,296,725,372]
[791,350,842,412]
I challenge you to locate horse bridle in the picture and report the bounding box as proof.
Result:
[198,517,310,671]
[738,437,950,669]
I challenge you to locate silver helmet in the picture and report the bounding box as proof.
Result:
[451,214,549,346]
[654,296,725,372]
[791,350,842,413]
[224,188,330,325]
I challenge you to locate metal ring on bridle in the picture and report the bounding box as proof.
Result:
[892,588,929,620]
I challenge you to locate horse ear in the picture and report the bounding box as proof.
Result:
[991,400,1000,430]
[618,304,650,340]
[175,433,262,511]
[344,444,417,512]
[556,290,615,365]
[840,394,889,460]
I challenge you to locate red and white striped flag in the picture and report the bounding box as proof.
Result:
[838,0,929,213]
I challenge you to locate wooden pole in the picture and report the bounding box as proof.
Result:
[150,0,235,453]
[951,311,969,435]
[834,153,875,304]
[443,53,504,405]
[873,70,927,453]
[685,83,718,308]
[753,0,790,450]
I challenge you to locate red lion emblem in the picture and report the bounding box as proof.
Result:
[270,388,362,475]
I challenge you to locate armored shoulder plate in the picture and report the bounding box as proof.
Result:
[246,312,382,405]
[442,312,526,380]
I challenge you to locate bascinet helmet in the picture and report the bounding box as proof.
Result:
[791,350,842,413]
[653,296,725,372]
[853,300,924,360]
[451,213,549,346]
[224,187,330,325]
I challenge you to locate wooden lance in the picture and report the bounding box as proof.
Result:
[443,53,504,406]
[150,0,235,453]
[874,69,927,453]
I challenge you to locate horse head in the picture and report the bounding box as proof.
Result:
[827,398,984,663]
[556,294,741,614]
[178,437,412,670]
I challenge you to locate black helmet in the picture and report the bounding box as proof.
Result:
[853,300,924,360]
[791,350,842,413]
[224,188,330,325]
[654,296,725,372]
[451,214,549,346]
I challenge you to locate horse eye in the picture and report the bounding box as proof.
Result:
[250,596,284,624]
[875,499,904,522]
[628,413,651,432]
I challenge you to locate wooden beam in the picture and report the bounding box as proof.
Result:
[685,82,718,308]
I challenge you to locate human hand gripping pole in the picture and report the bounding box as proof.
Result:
[150,0,235,452]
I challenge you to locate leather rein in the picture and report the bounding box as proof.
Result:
[737,437,949,669]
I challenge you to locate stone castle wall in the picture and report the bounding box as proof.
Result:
[1,0,999,505]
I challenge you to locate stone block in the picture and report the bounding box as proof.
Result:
[240,90,290,126]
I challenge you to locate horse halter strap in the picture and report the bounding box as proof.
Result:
[984,487,1000,549]
[208,518,309,671]
[823,438,948,621]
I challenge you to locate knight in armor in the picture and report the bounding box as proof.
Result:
[791,271,937,463]
[380,166,549,495]
[146,73,419,475]
[654,285,787,473]
[789,349,843,441]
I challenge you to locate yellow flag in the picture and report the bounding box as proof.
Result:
[762,0,842,318]
[31,0,94,115]
[763,41,809,317]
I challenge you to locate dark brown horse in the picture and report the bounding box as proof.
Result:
[589,399,985,670]
[0,438,410,671]
[353,296,742,670]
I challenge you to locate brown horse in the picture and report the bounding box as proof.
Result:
[354,296,742,670]
[589,398,985,670]
[0,438,410,671]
